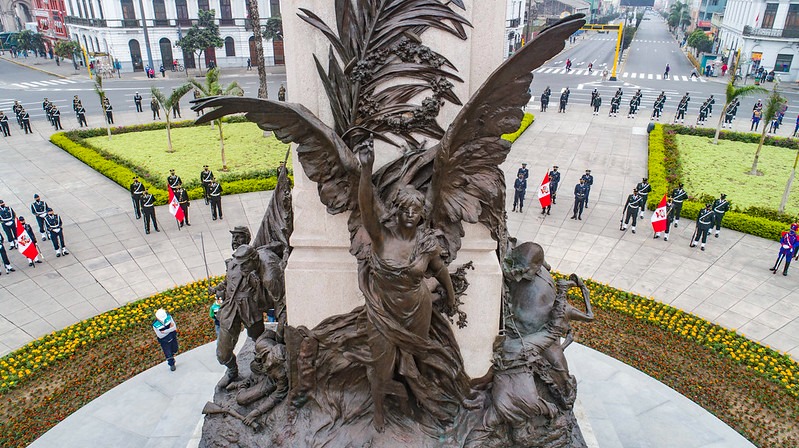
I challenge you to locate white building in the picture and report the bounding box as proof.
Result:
[718,0,799,81]
[506,0,525,57]
[64,0,281,73]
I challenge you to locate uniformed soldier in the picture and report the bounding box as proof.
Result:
[12,101,22,128]
[20,108,32,134]
[691,203,714,251]
[104,99,114,124]
[696,100,709,126]
[51,106,63,130]
[621,188,642,233]
[167,169,182,190]
[610,89,622,117]
[151,97,161,120]
[674,94,689,123]
[651,92,665,121]
[722,100,737,128]
[512,173,527,213]
[72,95,81,112]
[172,90,182,118]
[44,208,69,257]
[549,165,560,204]
[0,111,10,137]
[0,232,15,274]
[558,87,570,113]
[141,188,160,234]
[30,194,49,241]
[590,88,598,109]
[654,196,675,240]
[591,92,602,115]
[76,103,87,127]
[540,87,550,112]
[200,165,214,205]
[581,169,594,208]
[671,183,688,227]
[706,95,716,117]
[517,162,529,181]
[628,90,641,118]
[175,182,190,226]
[42,98,52,125]
[712,193,730,238]
[278,84,287,102]
[636,177,651,219]
[134,92,143,112]
[0,199,17,248]
[571,178,587,220]
[209,177,223,220]
[130,176,144,219]
[16,216,42,266]
[770,226,797,276]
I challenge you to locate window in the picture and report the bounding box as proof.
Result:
[269,0,280,17]
[197,0,208,11]
[176,0,189,26]
[121,0,136,21]
[786,4,799,29]
[224,36,235,56]
[762,3,778,29]
[220,0,233,25]
[153,0,167,25]
[96,0,103,19]
[776,54,793,72]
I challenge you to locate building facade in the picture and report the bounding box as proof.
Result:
[0,0,34,32]
[718,0,799,81]
[64,0,281,72]
[33,0,69,48]
[506,0,524,56]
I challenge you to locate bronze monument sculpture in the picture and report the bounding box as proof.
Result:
[197,1,592,446]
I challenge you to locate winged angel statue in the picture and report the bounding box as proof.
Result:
[196,1,586,446]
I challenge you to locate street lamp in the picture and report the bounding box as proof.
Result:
[136,0,154,71]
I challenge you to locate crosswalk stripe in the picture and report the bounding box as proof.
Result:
[622,72,629,78]
[681,76,688,81]
[639,73,645,78]
[49,79,70,85]
[27,81,48,86]
[63,79,77,84]
[648,74,653,79]
[631,73,637,78]
[543,68,555,74]
[690,77,697,82]
[656,74,662,80]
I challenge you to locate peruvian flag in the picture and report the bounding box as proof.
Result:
[168,185,185,222]
[16,219,38,260]
[537,171,551,208]
[651,195,668,233]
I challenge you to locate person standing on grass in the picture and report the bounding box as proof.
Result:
[153,308,179,371]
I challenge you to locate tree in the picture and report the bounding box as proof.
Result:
[749,84,785,176]
[176,9,223,75]
[190,67,243,170]
[668,2,691,31]
[713,59,766,144]
[246,0,268,99]
[16,30,45,55]
[686,29,712,54]
[151,84,194,152]
[53,40,81,60]
[93,76,112,140]
[780,148,799,213]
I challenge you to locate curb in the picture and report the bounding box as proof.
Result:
[0,55,72,79]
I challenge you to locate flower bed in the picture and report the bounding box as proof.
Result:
[50,118,290,206]
[1,273,797,447]
[502,112,535,142]
[647,124,796,241]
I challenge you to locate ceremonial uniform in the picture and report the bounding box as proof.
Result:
[0,112,10,137]
[0,232,14,273]
[130,178,144,219]
[517,164,529,181]
[16,218,41,265]
[580,171,594,208]
[0,202,17,248]
[591,94,602,115]
[571,181,587,220]
[44,210,68,256]
[628,90,642,118]
[167,172,182,190]
[30,195,49,240]
[51,107,62,130]
[512,175,527,213]
[141,191,160,233]
[691,206,714,250]
[209,180,223,220]
[663,199,675,240]
[76,104,87,127]
[712,195,730,237]
[13,102,23,128]
[723,100,738,128]
[548,167,560,204]
[558,89,569,113]
[675,96,689,123]
[72,95,80,112]
[622,191,643,232]
[200,167,214,204]
[21,110,31,134]
[609,91,621,117]
[104,101,114,124]
[153,309,179,371]
[134,92,143,112]
[636,179,651,219]
[770,228,797,276]
[671,185,688,226]
[707,95,715,116]
[540,91,549,112]
[651,93,666,120]
[176,187,190,226]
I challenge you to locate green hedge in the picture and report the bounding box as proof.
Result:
[50,117,286,206]
[647,124,792,241]
[502,112,535,143]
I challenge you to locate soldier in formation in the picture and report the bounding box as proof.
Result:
[580,169,594,208]
[540,86,551,112]
[712,193,730,238]
[591,92,602,116]
[621,188,643,234]
[0,232,15,274]
[76,102,87,127]
[30,194,49,241]
[51,105,63,130]
[151,97,160,120]
[134,92,143,112]
[167,169,182,190]
[512,172,527,213]
[696,99,710,126]
[548,165,560,205]
[517,162,529,181]
[16,216,42,266]
[722,99,739,129]
[172,90,182,118]
[209,177,224,220]
[770,224,798,276]
[590,88,598,110]
[690,203,714,251]
[558,87,570,113]
[201,165,214,204]
[141,187,160,234]
[175,182,191,227]
[653,196,675,241]
[671,183,688,227]
[44,208,68,257]
[130,176,144,219]
[628,89,642,118]
[651,92,666,121]
[72,95,81,113]
[571,178,587,220]
[706,95,715,117]
[104,98,114,124]
[674,93,690,124]
[0,199,17,248]
[20,108,32,134]
[609,88,622,117]
[0,111,10,137]
[635,177,651,219]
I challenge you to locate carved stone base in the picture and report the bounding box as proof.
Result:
[200,340,586,448]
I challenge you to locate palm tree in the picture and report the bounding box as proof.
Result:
[749,84,785,176]
[780,148,799,213]
[668,2,691,32]
[151,84,193,152]
[246,0,268,99]
[93,76,112,140]
[190,67,243,170]
[713,59,766,144]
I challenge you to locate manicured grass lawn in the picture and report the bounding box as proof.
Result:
[84,122,291,189]
[677,134,799,215]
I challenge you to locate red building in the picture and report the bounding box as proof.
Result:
[33,0,69,50]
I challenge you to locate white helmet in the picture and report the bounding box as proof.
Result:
[155,309,167,323]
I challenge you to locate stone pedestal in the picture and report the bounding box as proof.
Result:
[283,0,505,379]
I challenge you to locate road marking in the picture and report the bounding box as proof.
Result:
[656,74,662,80]
[690,77,697,82]
[578,84,584,90]
[631,73,637,78]
[543,68,555,74]
[622,73,629,78]
[648,74,653,79]
[681,76,689,81]
[639,73,646,78]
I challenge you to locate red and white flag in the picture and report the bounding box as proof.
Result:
[537,172,551,208]
[651,195,668,233]
[168,185,185,222]
[16,219,39,260]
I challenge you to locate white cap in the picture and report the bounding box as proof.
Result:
[155,309,167,323]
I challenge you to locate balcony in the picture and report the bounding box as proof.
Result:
[743,25,799,39]
[65,16,107,27]
[122,19,139,28]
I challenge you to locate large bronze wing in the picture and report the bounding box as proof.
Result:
[427,14,586,261]
[193,97,359,214]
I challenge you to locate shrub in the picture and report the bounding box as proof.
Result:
[502,112,535,142]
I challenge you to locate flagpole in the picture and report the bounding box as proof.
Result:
[200,231,210,282]
[176,217,181,231]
